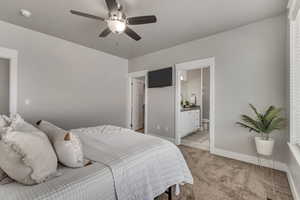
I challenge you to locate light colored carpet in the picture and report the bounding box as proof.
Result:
[158,146,293,200]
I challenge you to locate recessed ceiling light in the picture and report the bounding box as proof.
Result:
[20,9,32,18]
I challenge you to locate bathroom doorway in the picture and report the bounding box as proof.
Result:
[175,58,215,152]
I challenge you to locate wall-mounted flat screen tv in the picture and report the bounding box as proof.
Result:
[148,67,173,88]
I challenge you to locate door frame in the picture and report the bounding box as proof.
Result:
[0,47,18,115]
[175,57,215,153]
[127,70,148,134]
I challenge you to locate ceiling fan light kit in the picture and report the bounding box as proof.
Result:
[70,0,157,41]
[107,11,126,34]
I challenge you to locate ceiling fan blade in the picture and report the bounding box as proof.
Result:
[124,27,141,41]
[127,15,157,25]
[99,28,111,37]
[105,0,118,11]
[70,10,104,21]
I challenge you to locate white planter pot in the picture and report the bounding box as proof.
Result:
[255,136,274,156]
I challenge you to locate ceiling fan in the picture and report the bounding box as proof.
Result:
[70,0,157,41]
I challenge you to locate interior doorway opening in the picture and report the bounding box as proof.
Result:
[175,57,215,152]
[131,77,146,133]
[0,47,18,116]
[0,58,10,116]
[179,67,210,150]
[127,70,148,134]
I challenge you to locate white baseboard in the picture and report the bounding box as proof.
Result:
[212,147,300,200]
[144,137,300,200]
[148,133,176,143]
[286,167,300,200]
[211,148,287,172]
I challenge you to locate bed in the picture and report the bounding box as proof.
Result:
[0,125,193,200]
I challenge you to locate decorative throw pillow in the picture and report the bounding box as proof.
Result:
[0,115,9,136]
[37,120,84,168]
[9,114,37,132]
[0,115,58,185]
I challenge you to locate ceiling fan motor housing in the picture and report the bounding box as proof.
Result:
[107,11,126,34]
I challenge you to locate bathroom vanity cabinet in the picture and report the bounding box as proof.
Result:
[179,108,200,138]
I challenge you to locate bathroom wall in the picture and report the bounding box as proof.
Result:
[181,69,202,105]
[202,67,210,120]
[181,68,210,120]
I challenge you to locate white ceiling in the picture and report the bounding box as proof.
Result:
[0,0,288,58]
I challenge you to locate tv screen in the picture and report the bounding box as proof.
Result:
[148,67,173,88]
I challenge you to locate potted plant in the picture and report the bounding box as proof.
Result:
[236,104,286,156]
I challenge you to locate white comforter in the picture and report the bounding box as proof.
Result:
[0,163,116,200]
[71,125,193,200]
[0,125,193,200]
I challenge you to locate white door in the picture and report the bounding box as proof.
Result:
[131,79,145,131]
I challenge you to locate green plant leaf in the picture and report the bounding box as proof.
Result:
[264,107,282,122]
[249,104,259,116]
[240,114,264,131]
[266,117,286,133]
[264,106,275,118]
[236,122,260,133]
[249,104,267,127]
[237,104,286,135]
[249,104,262,119]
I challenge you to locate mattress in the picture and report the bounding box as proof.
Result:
[0,163,116,200]
[72,125,193,200]
[0,125,193,200]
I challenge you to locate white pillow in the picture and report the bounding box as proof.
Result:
[0,115,58,185]
[0,115,9,135]
[9,114,37,132]
[37,120,84,168]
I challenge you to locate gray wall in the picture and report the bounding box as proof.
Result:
[147,86,175,138]
[0,58,9,115]
[147,67,175,138]
[203,67,210,120]
[0,20,128,129]
[287,148,300,197]
[286,13,300,198]
[129,14,288,162]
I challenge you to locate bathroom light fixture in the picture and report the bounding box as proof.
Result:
[20,9,32,18]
